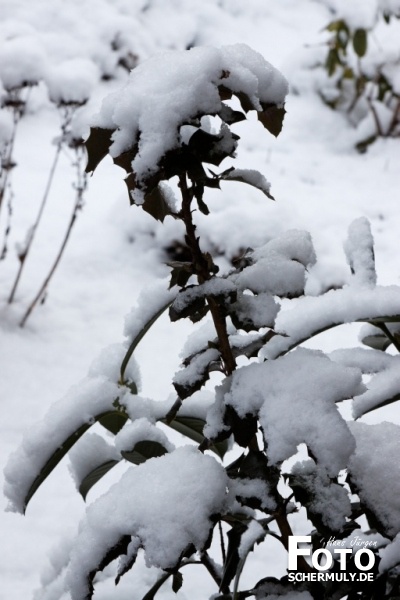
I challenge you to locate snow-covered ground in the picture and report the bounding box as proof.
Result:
[1,1,399,599]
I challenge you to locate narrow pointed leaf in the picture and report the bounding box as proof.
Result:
[120,298,174,383]
[163,416,228,459]
[79,459,120,501]
[172,572,183,593]
[22,409,124,512]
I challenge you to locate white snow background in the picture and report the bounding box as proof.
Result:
[0,0,399,599]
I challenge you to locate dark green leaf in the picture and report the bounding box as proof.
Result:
[99,411,129,435]
[219,104,246,125]
[113,146,137,173]
[121,440,168,465]
[361,331,391,351]
[353,28,368,57]
[88,536,131,599]
[79,459,120,501]
[163,416,228,458]
[172,572,183,593]
[85,127,113,173]
[143,185,175,222]
[220,523,247,590]
[258,104,286,137]
[326,49,340,76]
[22,409,124,513]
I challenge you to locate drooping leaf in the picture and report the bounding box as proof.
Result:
[172,572,183,593]
[87,536,131,599]
[219,167,274,200]
[120,299,174,384]
[85,127,114,173]
[121,440,168,465]
[98,411,129,435]
[22,409,124,512]
[220,523,247,590]
[163,416,228,459]
[258,104,286,137]
[79,459,120,501]
[143,185,175,222]
[361,331,391,352]
[219,104,246,125]
[113,146,137,173]
[353,28,368,58]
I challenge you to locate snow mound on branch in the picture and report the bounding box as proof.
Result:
[208,348,363,476]
[64,446,229,599]
[93,43,288,203]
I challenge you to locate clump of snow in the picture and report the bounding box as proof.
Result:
[123,278,176,340]
[324,0,378,29]
[173,347,220,390]
[231,292,280,329]
[213,348,363,476]
[0,34,47,90]
[238,520,265,559]
[44,58,99,105]
[344,217,376,288]
[88,342,141,389]
[263,286,400,359]
[231,477,277,512]
[68,433,119,491]
[64,446,229,599]
[352,355,400,417]
[93,43,288,203]
[232,230,316,298]
[290,460,351,531]
[329,347,396,373]
[114,417,175,454]
[348,421,400,537]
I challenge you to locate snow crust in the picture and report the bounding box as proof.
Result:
[344,217,376,288]
[64,446,229,599]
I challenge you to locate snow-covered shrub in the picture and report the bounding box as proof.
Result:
[4,44,400,600]
[316,0,400,150]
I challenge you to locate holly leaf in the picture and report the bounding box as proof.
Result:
[258,104,286,137]
[85,127,113,173]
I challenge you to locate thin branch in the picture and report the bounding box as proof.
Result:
[376,322,400,353]
[179,173,236,375]
[218,520,226,564]
[20,147,87,327]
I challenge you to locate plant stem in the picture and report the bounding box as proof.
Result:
[19,147,87,327]
[179,173,236,375]
[8,143,62,302]
[275,510,314,573]
[377,322,400,353]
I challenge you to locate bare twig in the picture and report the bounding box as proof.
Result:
[20,145,87,327]
[9,106,78,302]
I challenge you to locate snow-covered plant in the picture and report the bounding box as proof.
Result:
[5,44,400,600]
[318,0,400,150]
